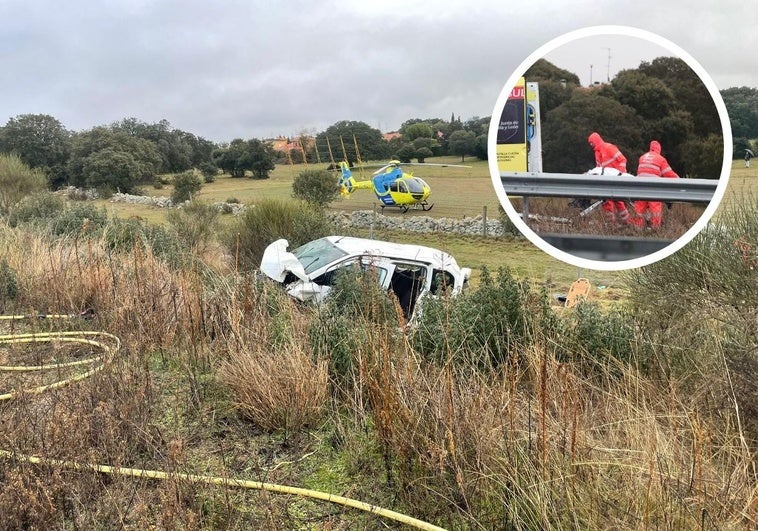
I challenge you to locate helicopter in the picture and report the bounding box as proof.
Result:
[337,160,468,212]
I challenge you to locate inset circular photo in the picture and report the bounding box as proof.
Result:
[488,26,732,271]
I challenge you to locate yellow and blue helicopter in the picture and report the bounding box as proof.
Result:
[337,160,466,212]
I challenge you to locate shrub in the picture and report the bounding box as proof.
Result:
[309,266,399,387]
[0,259,18,309]
[562,301,635,366]
[0,153,47,215]
[413,266,559,368]
[7,192,65,228]
[292,168,340,208]
[48,202,108,236]
[171,169,202,204]
[199,162,218,183]
[104,216,184,265]
[166,200,220,253]
[8,193,108,237]
[224,198,334,271]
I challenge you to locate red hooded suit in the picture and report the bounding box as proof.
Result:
[633,140,679,228]
[588,132,630,224]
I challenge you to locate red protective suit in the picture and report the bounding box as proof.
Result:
[588,132,628,172]
[633,140,679,228]
[588,132,630,224]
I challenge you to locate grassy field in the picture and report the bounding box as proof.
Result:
[90,157,756,304]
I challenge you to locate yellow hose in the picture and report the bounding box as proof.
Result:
[0,314,446,531]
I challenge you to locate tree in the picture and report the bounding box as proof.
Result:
[638,57,721,137]
[462,116,490,137]
[474,134,488,161]
[0,114,71,188]
[679,134,724,178]
[292,168,340,207]
[447,130,477,162]
[721,86,758,139]
[602,70,676,121]
[412,136,440,157]
[80,148,141,194]
[395,144,417,163]
[247,139,276,179]
[415,147,433,163]
[524,58,580,85]
[541,91,643,173]
[213,139,248,177]
[111,118,196,174]
[212,138,276,179]
[316,121,388,163]
[67,127,161,193]
[403,123,433,141]
[171,169,203,203]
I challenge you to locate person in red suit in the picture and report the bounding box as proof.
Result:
[632,140,679,229]
[588,132,631,225]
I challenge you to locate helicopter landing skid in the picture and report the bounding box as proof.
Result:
[420,202,434,212]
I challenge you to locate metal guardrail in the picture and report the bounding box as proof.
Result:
[500,172,718,203]
[498,172,721,262]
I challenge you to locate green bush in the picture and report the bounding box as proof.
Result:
[0,154,47,215]
[8,193,108,237]
[199,162,218,183]
[413,267,559,368]
[104,217,184,265]
[224,198,334,271]
[309,266,399,388]
[166,201,220,252]
[48,202,108,236]
[171,169,202,204]
[7,192,65,228]
[291,168,340,208]
[563,302,635,366]
[0,259,18,309]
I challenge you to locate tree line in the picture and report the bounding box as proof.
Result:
[525,56,741,178]
[0,56,752,195]
[0,114,487,196]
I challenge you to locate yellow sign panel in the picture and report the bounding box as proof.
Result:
[497,77,528,172]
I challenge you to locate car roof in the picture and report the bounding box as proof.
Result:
[323,236,461,270]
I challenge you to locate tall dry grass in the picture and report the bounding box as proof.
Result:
[0,211,755,529]
[356,331,755,529]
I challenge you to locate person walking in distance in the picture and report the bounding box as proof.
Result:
[632,140,679,229]
[587,132,631,226]
[745,149,752,168]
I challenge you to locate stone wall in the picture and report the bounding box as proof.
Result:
[329,210,506,238]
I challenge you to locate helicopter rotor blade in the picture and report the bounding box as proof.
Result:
[398,163,471,168]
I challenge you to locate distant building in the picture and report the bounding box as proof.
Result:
[268,135,315,153]
[383,131,402,142]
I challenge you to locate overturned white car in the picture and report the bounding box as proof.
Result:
[260,236,471,320]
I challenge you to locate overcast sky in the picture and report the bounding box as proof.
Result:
[2,1,756,143]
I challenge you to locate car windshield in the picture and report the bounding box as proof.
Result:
[291,238,349,275]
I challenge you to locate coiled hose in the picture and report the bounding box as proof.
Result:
[0,313,445,531]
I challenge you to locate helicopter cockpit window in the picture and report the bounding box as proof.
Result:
[390,181,400,192]
[406,178,425,194]
[398,181,408,194]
